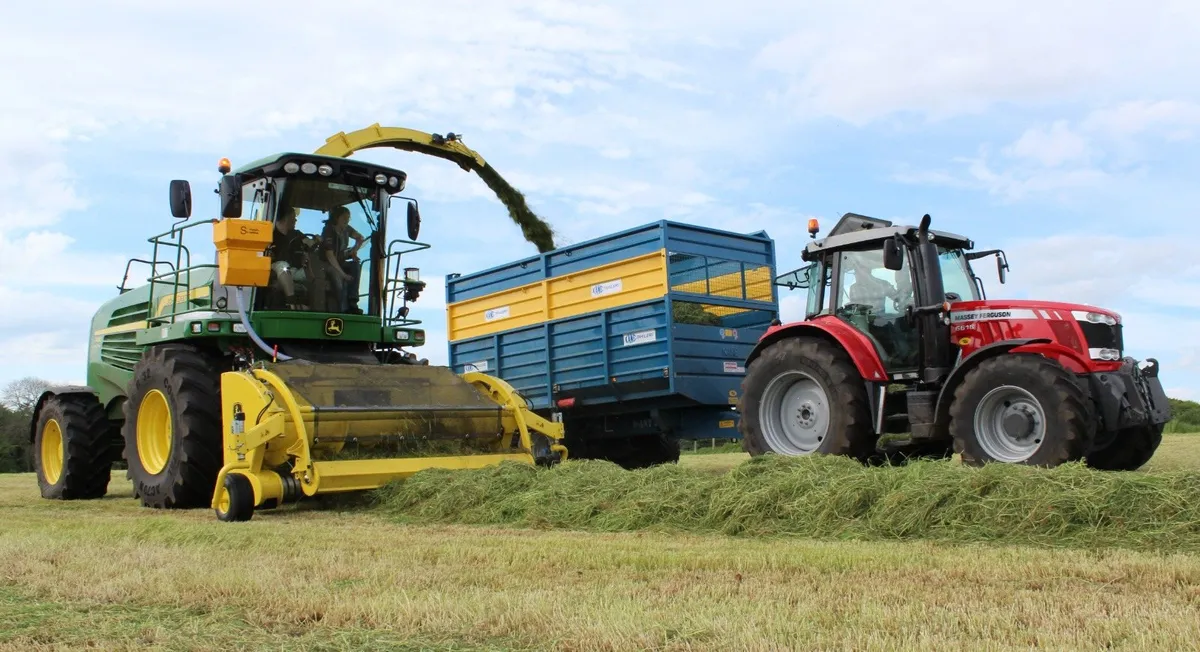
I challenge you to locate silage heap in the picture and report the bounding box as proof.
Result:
[372,455,1200,552]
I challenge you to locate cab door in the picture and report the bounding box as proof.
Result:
[830,246,920,373]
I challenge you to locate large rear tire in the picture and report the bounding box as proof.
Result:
[121,344,224,509]
[949,354,1093,467]
[1085,424,1163,471]
[739,337,876,462]
[33,394,112,500]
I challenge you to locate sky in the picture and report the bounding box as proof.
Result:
[1,0,1198,399]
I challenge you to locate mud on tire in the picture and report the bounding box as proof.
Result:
[949,353,1093,467]
[33,393,113,500]
[738,336,876,462]
[121,344,224,509]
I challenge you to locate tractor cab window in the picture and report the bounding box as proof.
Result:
[938,247,981,302]
[835,248,919,371]
[260,178,383,315]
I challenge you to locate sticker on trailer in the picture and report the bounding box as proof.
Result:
[622,329,657,346]
[590,279,623,297]
[484,306,511,322]
[723,361,745,373]
[719,419,735,429]
[949,308,1038,323]
[720,328,739,339]
[463,360,489,372]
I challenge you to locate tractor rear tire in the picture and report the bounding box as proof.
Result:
[1084,424,1164,471]
[121,344,224,509]
[33,394,112,500]
[739,336,876,462]
[949,354,1093,467]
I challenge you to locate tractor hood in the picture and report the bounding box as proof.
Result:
[949,299,1121,324]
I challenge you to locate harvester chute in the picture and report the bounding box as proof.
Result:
[316,124,556,253]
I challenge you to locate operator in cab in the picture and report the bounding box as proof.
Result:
[320,206,366,314]
[269,208,309,310]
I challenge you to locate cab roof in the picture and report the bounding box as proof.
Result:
[232,152,408,187]
[802,212,974,261]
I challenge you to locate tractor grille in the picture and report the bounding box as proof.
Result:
[1078,321,1123,352]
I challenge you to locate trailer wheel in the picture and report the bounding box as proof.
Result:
[739,336,876,461]
[33,394,112,500]
[949,354,1092,467]
[214,473,255,522]
[122,344,224,509]
[1084,424,1163,471]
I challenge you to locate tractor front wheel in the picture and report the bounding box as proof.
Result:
[1085,424,1163,471]
[121,344,224,509]
[739,336,876,462]
[33,393,112,499]
[949,354,1093,467]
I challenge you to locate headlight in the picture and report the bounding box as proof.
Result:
[301,162,317,174]
[394,329,410,341]
[1092,348,1121,361]
[1085,312,1117,326]
[389,176,399,187]
[318,164,333,176]
[284,162,300,174]
[375,173,388,185]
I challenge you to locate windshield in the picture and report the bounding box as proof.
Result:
[259,177,385,315]
[938,247,981,302]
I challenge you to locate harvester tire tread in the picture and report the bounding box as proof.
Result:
[122,344,224,509]
[739,336,876,462]
[33,393,112,500]
[950,353,1093,467]
[1084,423,1163,471]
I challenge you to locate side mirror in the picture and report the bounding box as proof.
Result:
[218,175,242,218]
[169,180,192,219]
[997,257,1007,284]
[407,201,421,241]
[883,236,904,271]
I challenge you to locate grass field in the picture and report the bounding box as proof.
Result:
[1,435,1199,651]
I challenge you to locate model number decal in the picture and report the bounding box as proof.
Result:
[950,308,1038,323]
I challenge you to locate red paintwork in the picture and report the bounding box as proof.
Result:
[754,316,890,382]
[759,299,1123,379]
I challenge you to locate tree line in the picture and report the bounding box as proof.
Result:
[2,377,1200,473]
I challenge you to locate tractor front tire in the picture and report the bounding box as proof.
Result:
[122,344,224,509]
[1085,424,1163,471]
[33,393,112,500]
[949,354,1093,467]
[739,336,876,462]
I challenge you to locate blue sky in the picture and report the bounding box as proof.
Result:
[2,0,1198,399]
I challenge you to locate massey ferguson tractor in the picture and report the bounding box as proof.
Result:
[739,213,1172,469]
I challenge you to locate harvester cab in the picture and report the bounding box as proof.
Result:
[744,212,1172,470]
[29,129,567,522]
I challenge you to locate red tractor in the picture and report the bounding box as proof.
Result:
[739,213,1172,469]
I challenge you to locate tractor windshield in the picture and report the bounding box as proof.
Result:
[938,247,981,302]
[262,177,386,315]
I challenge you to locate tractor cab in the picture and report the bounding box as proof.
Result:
[167,153,430,354]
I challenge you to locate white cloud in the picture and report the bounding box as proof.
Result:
[1003,121,1092,168]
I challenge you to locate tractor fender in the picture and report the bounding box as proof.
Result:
[933,338,1051,429]
[746,319,889,383]
[28,386,98,443]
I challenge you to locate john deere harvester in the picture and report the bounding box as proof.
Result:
[29,127,565,521]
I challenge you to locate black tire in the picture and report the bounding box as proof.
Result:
[949,354,1093,467]
[33,394,112,500]
[739,336,876,462]
[121,344,224,509]
[215,473,255,522]
[1085,424,1164,471]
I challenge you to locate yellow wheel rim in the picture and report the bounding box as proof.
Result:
[216,484,231,516]
[41,419,64,485]
[137,389,173,475]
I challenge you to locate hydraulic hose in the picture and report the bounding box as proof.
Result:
[235,287,294,361]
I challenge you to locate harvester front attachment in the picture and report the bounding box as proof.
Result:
[210,362,566,521]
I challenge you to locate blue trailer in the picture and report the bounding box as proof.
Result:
[444,220,779,468]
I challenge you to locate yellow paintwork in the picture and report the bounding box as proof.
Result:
[136,389,173,475]
[155,286,212,318]
[213,218,273,287]
[210,364,566,515]
[447,251,669,342]
[315,124,488,170]
[40,418,64,485]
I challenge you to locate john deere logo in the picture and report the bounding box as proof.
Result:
[324,317,344,337]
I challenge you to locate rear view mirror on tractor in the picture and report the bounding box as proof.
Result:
[169,180,192,219]
[218,174,242,218]
[883,235,904,271]
[407,201,421,241]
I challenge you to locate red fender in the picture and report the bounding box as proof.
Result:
[746,317,888,383]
